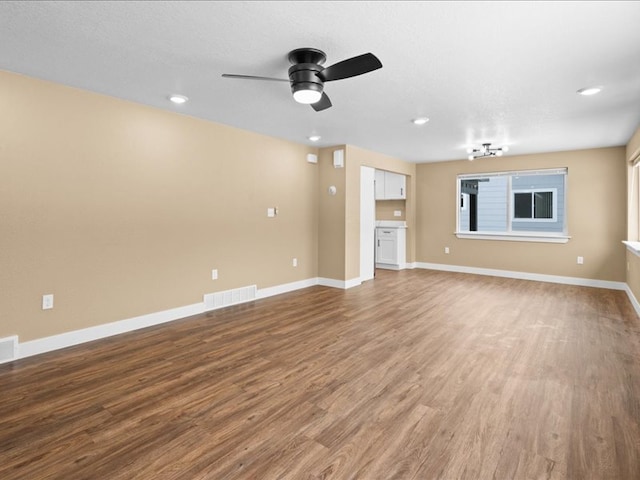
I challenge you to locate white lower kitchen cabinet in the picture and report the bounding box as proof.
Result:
[375,225,406,270]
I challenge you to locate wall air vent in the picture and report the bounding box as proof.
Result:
[0,336,18,364]
[203,285,257,311]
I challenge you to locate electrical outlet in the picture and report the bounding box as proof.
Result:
[577,256,584,265]
[292,258,298,267]
[211,269,218,280]
[267,208,275,217]
[445,247,450,254]
[42,294,54,310]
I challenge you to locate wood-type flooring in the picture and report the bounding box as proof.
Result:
[2,269,640,479]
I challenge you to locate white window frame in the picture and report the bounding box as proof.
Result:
[511,188,558,223]
[460,193,468,211]
[455,168,570,244]
[623,158,640,255]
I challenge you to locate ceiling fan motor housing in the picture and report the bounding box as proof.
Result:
[287,48,327,98]
[288,63,325,97]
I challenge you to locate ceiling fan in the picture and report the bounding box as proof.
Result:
[222,48,383,112]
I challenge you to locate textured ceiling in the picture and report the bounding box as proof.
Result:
[1,1,639,162]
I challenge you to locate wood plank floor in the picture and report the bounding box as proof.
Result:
[2,269,640,479]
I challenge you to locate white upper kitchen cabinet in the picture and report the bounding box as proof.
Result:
[384,171,406,199]
[375,169,386,199]
[374,170,406,200]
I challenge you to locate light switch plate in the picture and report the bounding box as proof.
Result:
[42,294,54,310]
[267,208,275,217]
[394,210,402,217]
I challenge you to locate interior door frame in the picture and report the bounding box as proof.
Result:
[360,166,376,281]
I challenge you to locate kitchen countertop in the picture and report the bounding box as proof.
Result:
[376,221,407,228]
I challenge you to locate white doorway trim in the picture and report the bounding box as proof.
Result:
[360,166,376,282]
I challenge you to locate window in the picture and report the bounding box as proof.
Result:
[513,189,557,221]
[456,168,569,243]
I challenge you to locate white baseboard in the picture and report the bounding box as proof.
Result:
[625,284,640,318]
[11,267,634,364]
[19,302,207,360]
[13,276,355,362]
[318,277,362,289]
[415,262,627,291]
[256,278,318,299]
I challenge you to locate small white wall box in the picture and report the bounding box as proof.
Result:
[333,149,344,168]
[307,153,318,164]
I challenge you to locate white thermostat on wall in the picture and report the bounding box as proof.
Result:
[307,153,318,164]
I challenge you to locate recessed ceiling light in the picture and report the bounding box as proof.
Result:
[308,135,321,142]
[168,94,189,104]
[412,117,430,125]
[577,86,602,96]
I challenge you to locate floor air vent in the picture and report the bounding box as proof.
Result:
[0,336,18,364]
[203,285,257,311]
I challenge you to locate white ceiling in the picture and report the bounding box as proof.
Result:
[1,1,639,163]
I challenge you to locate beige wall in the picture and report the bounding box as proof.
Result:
[0,70,319,341]
[376,200,406,221]
[317,147,347,280]
[416,147,627,282]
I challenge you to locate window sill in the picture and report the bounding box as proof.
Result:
[623,241,640,257]
[455,231,571,244]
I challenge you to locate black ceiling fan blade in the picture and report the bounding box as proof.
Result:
[316,53,382,82]
[311,92,332,112]
[221,74,289,82]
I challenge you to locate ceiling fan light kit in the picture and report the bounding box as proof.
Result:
[292,87,322,104]
[222,47,382,112]
[467,143,509,161]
